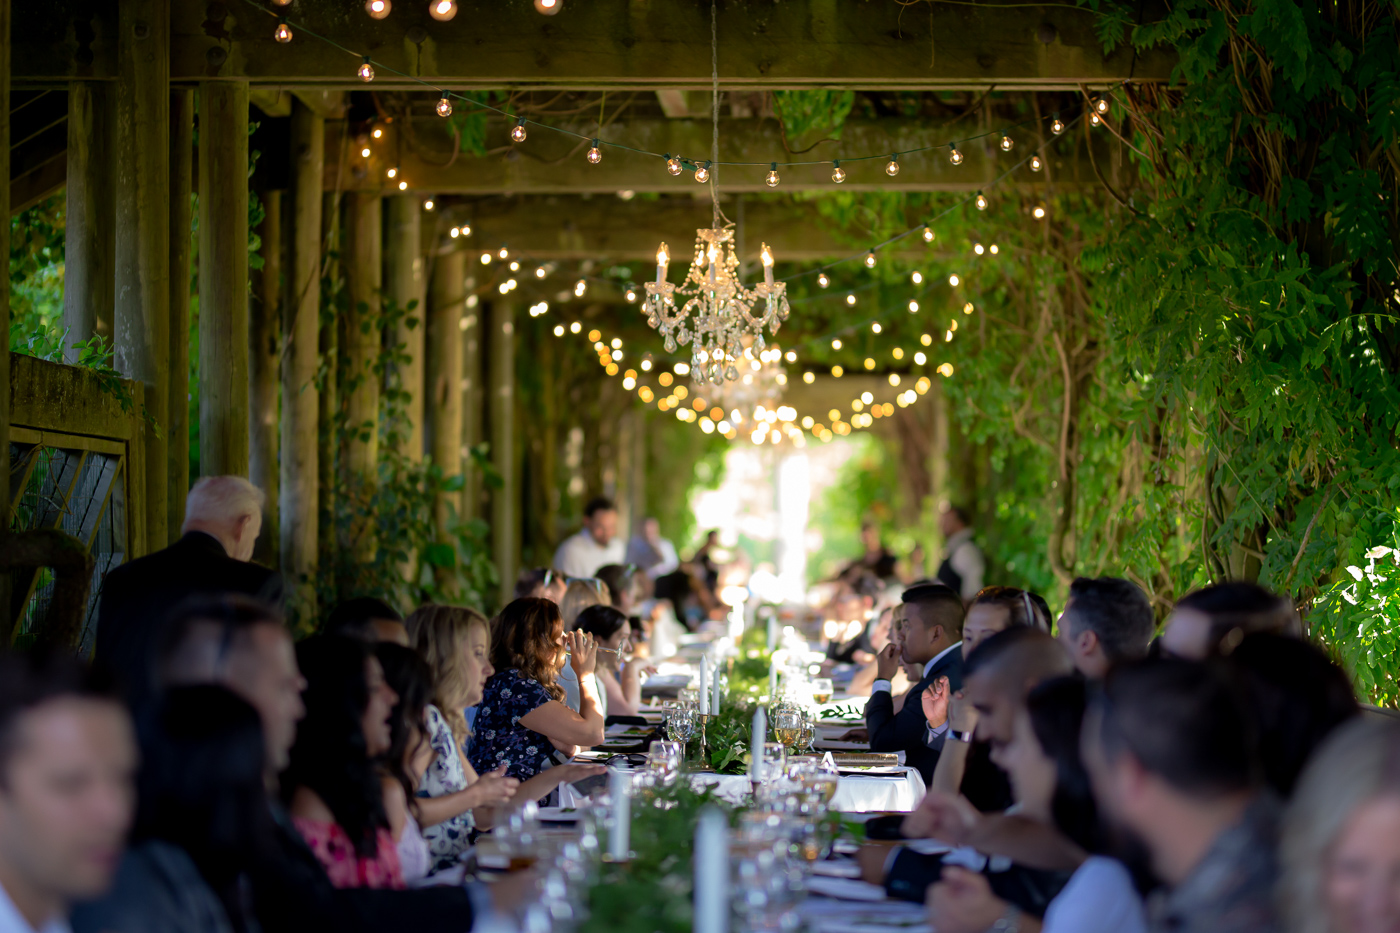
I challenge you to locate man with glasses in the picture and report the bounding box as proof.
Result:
[552,497,625,578]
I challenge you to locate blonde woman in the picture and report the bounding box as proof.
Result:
[557,579,611,717]
[408,604,604,868]
[1281,716,1400,933]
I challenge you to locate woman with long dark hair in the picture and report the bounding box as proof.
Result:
[282,636,403,889]
[72,685,276,933]
[574,603,644,716]
[921,677,1147,933]
[468,597,605,782]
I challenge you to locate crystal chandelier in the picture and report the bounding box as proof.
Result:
[640,0,790,386]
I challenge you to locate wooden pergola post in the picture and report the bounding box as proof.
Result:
[489,298,517,603]
[63,81,115,357]
[461,284,482,521]
[427,249,464,546]
[318,192,341,582]
[168,87,193,533]
[115,0,170,555]
[386,196,425,459]
[281,100,323,619]
[198,80,250,479]
[344,192,382,559]
[250,189,283,567]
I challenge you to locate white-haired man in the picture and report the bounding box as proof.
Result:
[95,476,282,706]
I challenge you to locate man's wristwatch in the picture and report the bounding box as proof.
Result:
[990,905,1021,932]
[949,727,975,743]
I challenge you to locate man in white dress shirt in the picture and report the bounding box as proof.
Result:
[0,654,135,933]
[553,497,626,579]
[936,505,985,603]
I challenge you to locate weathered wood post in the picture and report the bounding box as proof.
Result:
[344,192,382,560]
[489,298,517,603]
[318,192,341,584]
[281,100,323,621]
[250,189,283,567]
[427,248,464,551]
[115,0,170,555]
[198,80,250,480]
[386,196,425,460]
[168,87,193,533]
[461,282,482,521]
[63,81,115,356]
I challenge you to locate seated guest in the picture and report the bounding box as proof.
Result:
[596,564,642,617]
[557,580,610,717]
[1084,658,1279,933]
[374,644,442,885]
[1160,581,1301,660]
[840,523,900,582]
[1281,717,1400,933]
[1054,576,1154,679]
[73,686,276,933]
[924,594,1065,807]
[552,496,624,578]
[326,597,409,646]
[470,598,606,783]
[156,596,499,932]
[925,677,1148,933]
[866,583,966,782]
[846,606,912,698]
[575,604,644,716]
[512,568,568,603]
[1227,633,1359,797]
[0,652,135,933]
[96,475,280,704]
[283,636,404,889]
[624,517,680,580]
[825,573,882,664]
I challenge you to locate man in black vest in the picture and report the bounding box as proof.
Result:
[95,476,281,705]
[865,583,965,782]
[936,506,984,603]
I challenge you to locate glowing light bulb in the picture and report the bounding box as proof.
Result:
[428,0,457,20]
[911,272,923,284]
[923,226,935,243]
[372,127,384,139]
[1096,96,1109,114]
[424,200,435,211]
[761,245,774,267]
[1033,205,1046,219]
[360,147,372,158]
[625,289,636,303]
[554,324,565,336]
[460,224,470,236]
[1000,135,1014,151]
[387,167,398,178]
[989,244,999,255]
[586,139,602,163]
[864,250,877,269]
[358,56,375,82]
[1089,112,1102,126]
[535,267,546,278]
[872,323,882,334]
[832,366,844,377]
[817,273,829,288]
[949,274,960,287]
[832,161,846,183]
[480,252,491,265]
[365,0,391,18]
[1051,117,1065,135]
[666,156,682,175]
[885,155,900,176]
[534,0,562,12]
[974,243,985,255]
[964,302,974,314]
[765,163,780,187]
[1030,154,1043,172]
[510,119,527,143]
[398,180,407,191]
[450,227,460,238]
[498,247,509,260]
[509,260,519,271]
[846,294,856,306]
[975,192,988,210]
[908,300,919,313]
[274,21,293,42]
[949,144,963,165]
[831,339,842,350]
[694,162,710,183]
[271,0,291,4]
[436,93,453,117]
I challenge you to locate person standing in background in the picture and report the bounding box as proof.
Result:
[552,498,625,579]
[936,506,985,604]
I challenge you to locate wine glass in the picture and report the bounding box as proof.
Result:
[811,678,834,705]
[648,740,683,786]
[772,707,804,753]
[677,687,700,708]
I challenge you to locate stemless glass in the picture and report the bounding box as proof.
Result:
[648,740,684,786]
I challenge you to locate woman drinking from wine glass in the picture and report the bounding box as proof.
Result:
[469,598,607,785]
[574,604,645,716]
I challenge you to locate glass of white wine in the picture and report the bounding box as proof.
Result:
[811,678,834,705]
[773,707,804,753]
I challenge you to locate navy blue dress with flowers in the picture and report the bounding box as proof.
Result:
[467,669,558,781]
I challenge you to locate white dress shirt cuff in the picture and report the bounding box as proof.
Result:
[872,679,893,694]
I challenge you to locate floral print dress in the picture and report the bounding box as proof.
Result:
[467,669,558,782]
[418,704,475,873]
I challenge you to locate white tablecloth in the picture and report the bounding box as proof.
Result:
[561,767,925,812]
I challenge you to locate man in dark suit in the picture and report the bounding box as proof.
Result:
[95,476,281,705]
[865,583,965,782]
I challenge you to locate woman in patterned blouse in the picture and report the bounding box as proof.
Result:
[469,598,608,784]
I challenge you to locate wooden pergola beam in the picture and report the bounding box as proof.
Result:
[15,0,1171,90]
[328,116,1103,195]
[433,194,1027,263]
